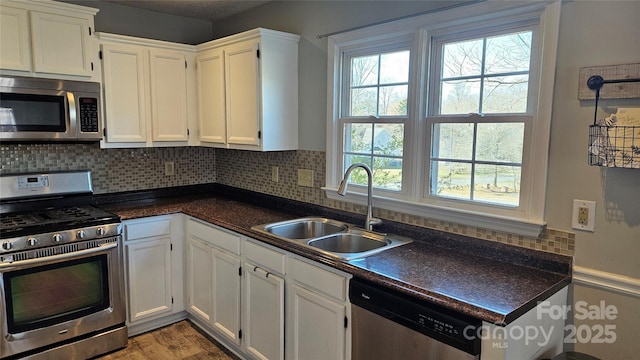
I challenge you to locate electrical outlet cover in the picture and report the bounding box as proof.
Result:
[298,169,313,187]
[572,199,596,232]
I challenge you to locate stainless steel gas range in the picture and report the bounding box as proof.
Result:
[0,171,127,359]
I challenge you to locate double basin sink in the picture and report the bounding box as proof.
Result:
[251,217,413,261]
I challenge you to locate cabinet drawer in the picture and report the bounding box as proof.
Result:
[289,258,347,302]
[125,216,171,241]
[188,218,240,255]
[244,240,286,275]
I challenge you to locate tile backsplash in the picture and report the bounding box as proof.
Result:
[216,148,575,256]
[0,143,574,256]
[0,143,216,193]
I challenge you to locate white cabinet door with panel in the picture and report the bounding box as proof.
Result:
[0,1,97,78]
[123,215,185,335]
[287,257,351,360]
[186,218,242,346]
[99,33,194,148]
[30,11,93,76]
[195,47,226,144]
[101,43,148,143]
[0,6,30,71]
[196,28,299,151]
[186,237,213,323]
[243,239,286,360]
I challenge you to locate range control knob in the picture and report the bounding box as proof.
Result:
[77,230,87,239]
[52,233,63,243]
[27,238,38,247]
[96,227,106,237]
[1,242,12,251]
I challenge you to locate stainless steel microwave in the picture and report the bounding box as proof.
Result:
[0,76,102,142]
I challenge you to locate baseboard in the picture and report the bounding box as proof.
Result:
[127,311,188,337]
[573,265,640,298]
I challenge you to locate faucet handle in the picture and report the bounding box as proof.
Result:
[369,217,382,227]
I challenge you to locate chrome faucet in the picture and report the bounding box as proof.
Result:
[337,163,382,231]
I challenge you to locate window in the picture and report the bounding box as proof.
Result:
[429,30,533,207]
[326,1,561,236]
[342,48,410,191]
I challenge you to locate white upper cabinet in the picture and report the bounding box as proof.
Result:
[98,33,196,148]
[0,0,97,78]
[196,28,300,151]
[195,47,226,144]
[101,43,148,143]
[0,6,30,71]
[149,49,189,142]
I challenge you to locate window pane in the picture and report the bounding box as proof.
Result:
[344,155,371,187]
[476,123,524,163]
[373,124,404,156]
[378,85,408,116]
[442,39,483,78]
[344,123,373,153]
[432,123,473,160]
[482,75,529,113]
[485,31,532,74]
[374,157,402,191]
[440,79,480,114]
[380,51,410,84]
[351,55,379,86]
[474,164,520,206]
[351,87,377,116]
[430,161,471,200]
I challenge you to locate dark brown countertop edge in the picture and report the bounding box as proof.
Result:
[96,184,573,325]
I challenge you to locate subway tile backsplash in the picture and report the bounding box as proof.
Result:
[0,143,574,256]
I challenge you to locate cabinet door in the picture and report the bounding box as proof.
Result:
[0,6,31,71]
[30,11,92,76]
[196,48,226,144]
[244,264,285,360]
[211,249,242,345]
[289,284,347,360]
[149,49,188,142]
[224,39,260,146]
[126,237,173,323]
[187,238,212,322]
[101,43,148,143]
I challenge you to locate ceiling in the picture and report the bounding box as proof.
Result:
[103,0,272,21]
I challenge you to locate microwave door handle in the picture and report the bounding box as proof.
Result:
[67,91,77,138]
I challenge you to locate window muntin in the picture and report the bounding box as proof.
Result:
[341,49,410,192]
[439,31,532,115]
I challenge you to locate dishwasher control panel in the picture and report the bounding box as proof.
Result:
[350,277,481,355]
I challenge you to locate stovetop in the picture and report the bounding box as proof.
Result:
[0,205,120,239]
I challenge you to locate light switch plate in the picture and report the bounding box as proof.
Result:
[572,199,596,232]
[298,169,313,187]
[164,161,175,176]
[271,166,279,183]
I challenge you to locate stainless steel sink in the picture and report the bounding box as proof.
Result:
[252,217,412,260]
[256,217,348,240]
[307,231,387,253]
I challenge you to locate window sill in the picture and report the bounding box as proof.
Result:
[323,188,546,238]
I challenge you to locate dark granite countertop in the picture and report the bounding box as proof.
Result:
[98,185,571,326]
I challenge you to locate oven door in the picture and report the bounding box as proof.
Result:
[0,87,76,141]
[0,240,125,358]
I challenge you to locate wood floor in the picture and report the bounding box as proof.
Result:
[98,321,239,360]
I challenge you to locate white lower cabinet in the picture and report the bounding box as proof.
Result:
[123,215,185,335]
[185,217,350,360]
[287,257,350,360]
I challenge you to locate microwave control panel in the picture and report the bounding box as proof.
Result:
[79,97,99,133]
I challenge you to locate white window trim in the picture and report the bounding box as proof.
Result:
[325,1,561,237]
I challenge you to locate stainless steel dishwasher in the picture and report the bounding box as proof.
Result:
[350,277,481,360]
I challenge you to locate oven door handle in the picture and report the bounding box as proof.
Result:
[0,242,117,269]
